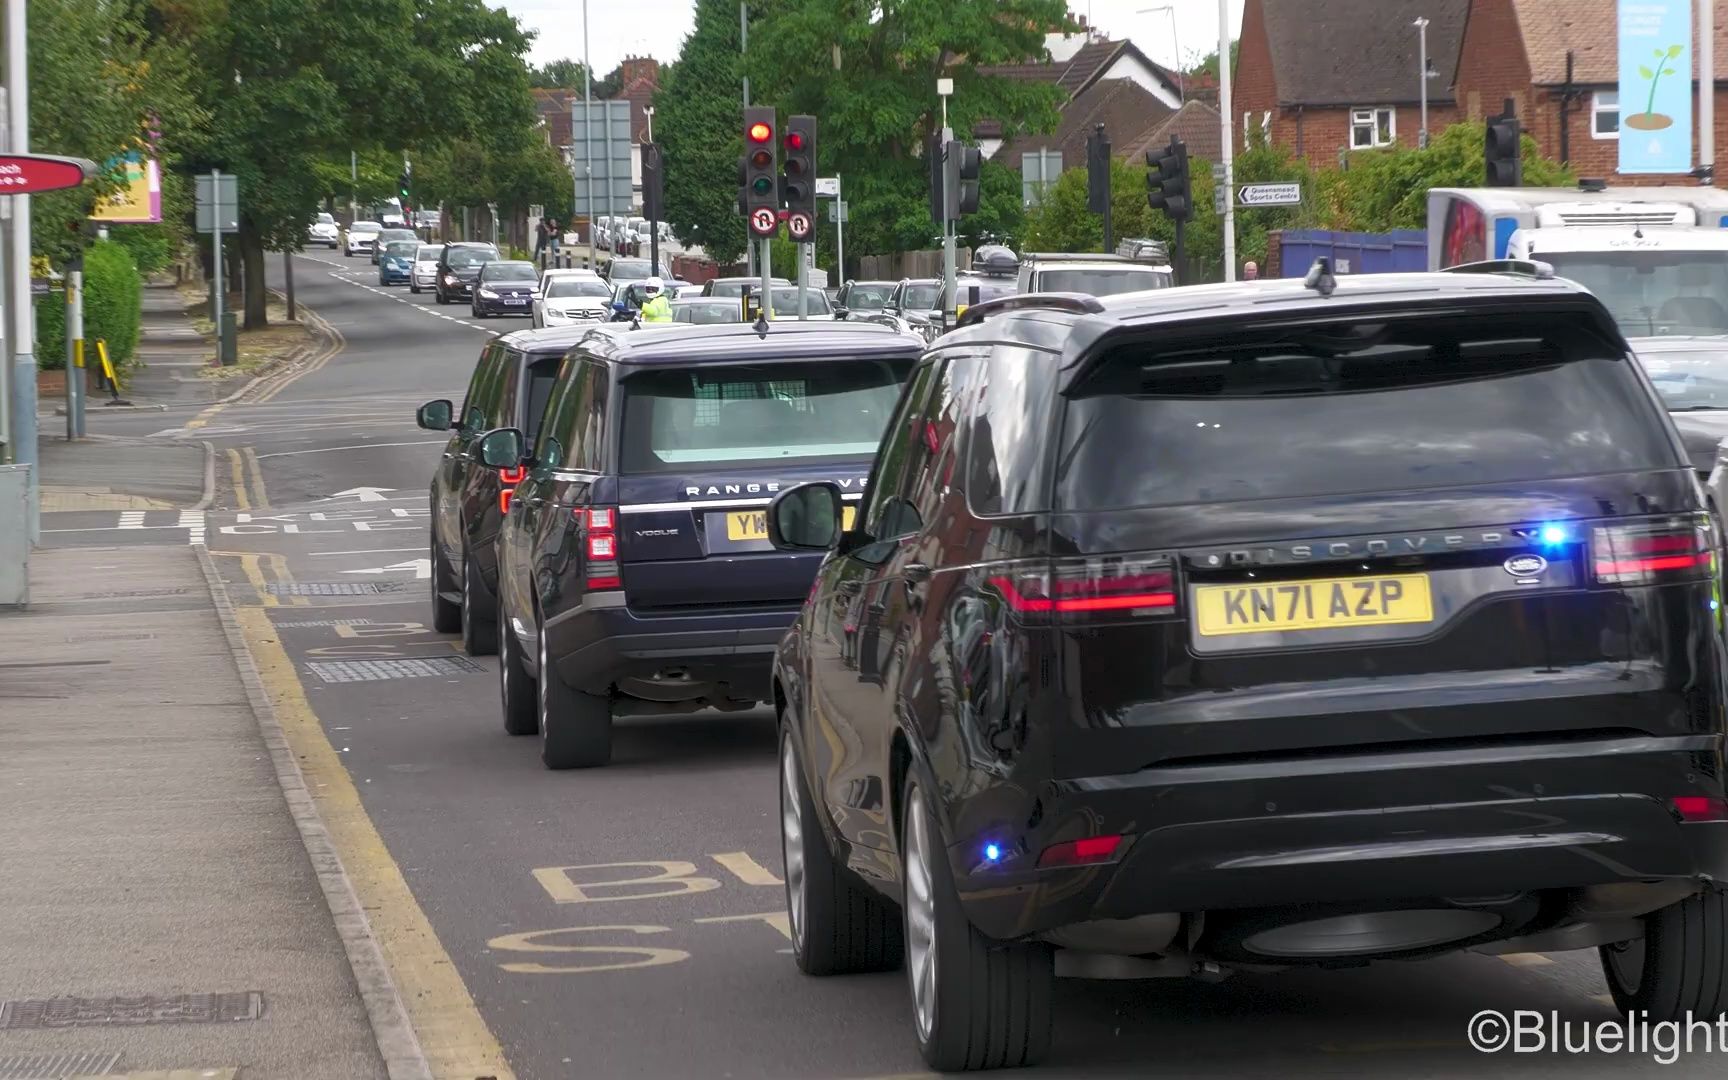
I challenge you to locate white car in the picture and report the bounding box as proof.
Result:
[307,212,339,248]
[343,221,383,258]
[409,243,444,294]
[674,284,705,300]
[533,274,614,327]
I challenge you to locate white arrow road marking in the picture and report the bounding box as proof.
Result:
[340,558,432,580]
[322,486,398,502]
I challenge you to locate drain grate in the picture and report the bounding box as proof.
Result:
[0,992,262,1030]
[0,1052,122,1079]
[265,582,404,596]
[306,656,484,683]
[272,618,376,629]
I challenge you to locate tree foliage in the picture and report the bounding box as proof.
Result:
[654,0,750,265]
[530,58,589,89]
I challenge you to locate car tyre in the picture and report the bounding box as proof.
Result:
[536,619,611,769]
[460,550,497,657]
[472,303,487,319]
[497,604,538,736]
[429,535,461,634]
[902,775,1053,1072]
[781,726,902,976]
[1600,887,1728,1020]
[435,289,448,305]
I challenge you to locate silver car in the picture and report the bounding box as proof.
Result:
[409,243,444,294]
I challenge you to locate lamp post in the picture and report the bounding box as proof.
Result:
[1138,6,1184,103]
[1414,16,1430,149]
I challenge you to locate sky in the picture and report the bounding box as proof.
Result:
[497,0,1246,80]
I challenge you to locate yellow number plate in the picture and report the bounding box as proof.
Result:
[1193,574,1433,637]
[724,505,856,541]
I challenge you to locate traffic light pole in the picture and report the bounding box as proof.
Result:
[759,236,771,322]
[64,260,82,439]
[1174,218,1186,287]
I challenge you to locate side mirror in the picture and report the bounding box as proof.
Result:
[416,399,453,431]
[477,427,525,469]
[767,482,845,552]
[833,306,849,320]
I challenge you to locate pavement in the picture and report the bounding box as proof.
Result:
[20,251,1728,1078]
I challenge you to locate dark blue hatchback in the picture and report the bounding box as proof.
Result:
[479,320,927,769]
[377,240,416,285]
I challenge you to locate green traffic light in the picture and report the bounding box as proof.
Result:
[752,177,773,194]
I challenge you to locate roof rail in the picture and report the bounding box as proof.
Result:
[954,292,1106,329]
[1442,258,1556,279]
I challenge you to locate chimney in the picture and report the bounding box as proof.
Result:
[618,56,660,87]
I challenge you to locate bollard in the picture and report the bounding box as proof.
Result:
[219,311,238,366]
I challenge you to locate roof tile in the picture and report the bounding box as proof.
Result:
[1257,0,1470,105]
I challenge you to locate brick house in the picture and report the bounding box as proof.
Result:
[1453,0,1728,184]
[1233,0,1469,163]
[531,88,576,157]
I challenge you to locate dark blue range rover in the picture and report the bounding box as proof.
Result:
[479,319,926,768]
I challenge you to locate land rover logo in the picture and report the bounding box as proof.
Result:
[1504,554,1548,576]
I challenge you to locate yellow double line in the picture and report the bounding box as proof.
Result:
[185,304,347,430]
[215,549,305,607]
[227,446,268,510]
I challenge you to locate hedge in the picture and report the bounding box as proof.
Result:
[36,240,141,372]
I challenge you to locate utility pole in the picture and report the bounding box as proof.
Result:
[64,258,82,439]
[7,0,36,540]
[834,173,844,283]
[583,0,597,268]
[742,1,755,278]
[350,150,357,224]
[211,169,226,368]
[938,78,955,328]
[1414,17,1430,149]
[0,87,11,469]
[1703,0,1716,186]
[1218,0,1236,282]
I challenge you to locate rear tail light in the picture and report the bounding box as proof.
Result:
[1670,796,1728,822]
[987,554,1178,623]
[577,506,621,590]
[497,465,526,515]
[1591,518,1714,585]
[1038,833,1126,869]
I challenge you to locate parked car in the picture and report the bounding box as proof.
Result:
[342,220,383,258]
[416,327,591,655]
[833,279,895,319]
[377,240,418,285]
[671,298,743,325]
[307,212,339,248]
[471,260,540,318]
[534,274,614,327]
[475,320,926,768]
[763,263,1728,1070]
[371,227,418,265]
[409,243,444,294]
[433,242,500,305]
[675,284,706,300]
[703,275,790,299]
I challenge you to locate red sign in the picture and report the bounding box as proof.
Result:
[0,154,95,195]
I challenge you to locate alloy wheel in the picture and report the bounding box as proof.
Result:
[904,786,938,1042]
[780,736,806,951]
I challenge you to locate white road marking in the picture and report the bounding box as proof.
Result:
[310,547,427,556]
[118,510,147,529]
[179,509,207,546]
[254,440,446,459]
[341,558,432,580]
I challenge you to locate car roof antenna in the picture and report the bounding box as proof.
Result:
[1303,257,1337,297]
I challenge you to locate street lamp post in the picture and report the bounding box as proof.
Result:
[1138,6,1184,103]
[1414,16,1430,149]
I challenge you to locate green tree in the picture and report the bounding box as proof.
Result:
[747,0,1068,257]
[654,0,749,265]
[529,58,589,89]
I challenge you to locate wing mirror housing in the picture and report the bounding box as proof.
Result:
[416,398,453,431]
[477,427,525,469]
[767,482,845,552]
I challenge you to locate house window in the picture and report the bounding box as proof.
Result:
[1350,107,1396,150]
[1592,90,1619,139]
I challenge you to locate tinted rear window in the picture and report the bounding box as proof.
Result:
[619,359,913,473]
[524,359,560,444]
[1057,311,1674,510]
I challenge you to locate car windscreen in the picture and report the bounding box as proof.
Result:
[1056,311,1675,511]
[903,284,941,310]
[481,261,535,281]
[707,280,748,298]
[619,359,914,473]
[1639,348,1728,411]
[384,242,418,257]
[770,289,832,314]
[546,278,610,299]
[1543,250,1728,337]
[351,222,381,233]
[316,213,334,224]
[445,247,496,268]
[415,245,443,261]
[610,259,651,279]
[1036,267,1170,296]
[673,303,740,325]
[843,285,892,310]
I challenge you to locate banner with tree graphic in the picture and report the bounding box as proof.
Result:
[1618,0,1693,174]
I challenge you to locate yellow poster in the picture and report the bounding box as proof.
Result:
[90,153,160,223]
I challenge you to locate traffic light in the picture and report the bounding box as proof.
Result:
[743,106,779,233]
[642,142,665,221]
[782,115,816,220]
[927,132,945,224]
[1485,98,1522,187]
[943,141,982,220]
[1086,124,1111,214]
[1145,135,1192,222]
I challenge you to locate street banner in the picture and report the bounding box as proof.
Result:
[1618,0,1693,174]
[91,152,161,223]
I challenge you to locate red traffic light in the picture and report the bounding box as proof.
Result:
[785,132,805,150]
[748,122,772,143]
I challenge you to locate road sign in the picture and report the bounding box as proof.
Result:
[826,200,849,223]
[194,173,239,233]
[571,100,635,217]
[749,207,777,236]
[1236,182,1303,208]
[815,177,840,197]
[787,211,813,241]
[0,154,95,195]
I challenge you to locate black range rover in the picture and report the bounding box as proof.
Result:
[477,319,925,768]
[763,266,1728,1070]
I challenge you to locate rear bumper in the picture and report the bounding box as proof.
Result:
[544,601,798,703]
[948,734,1728,941]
